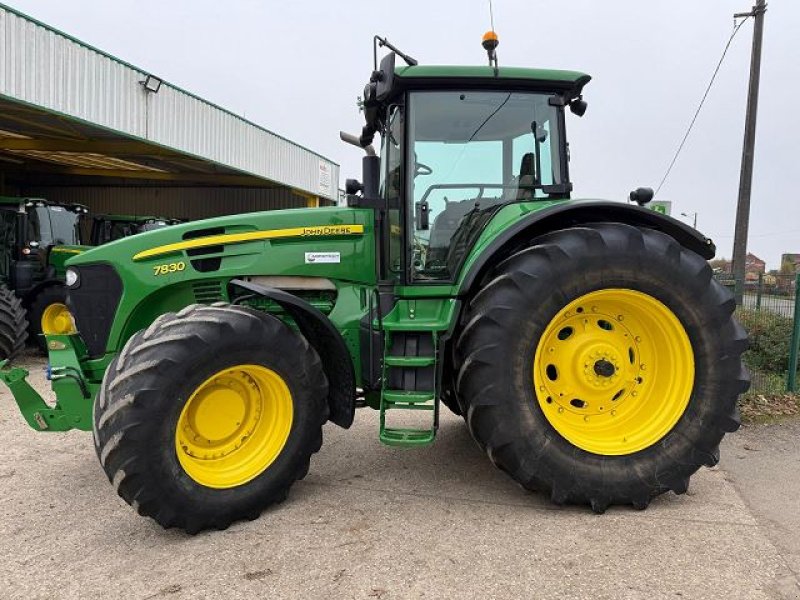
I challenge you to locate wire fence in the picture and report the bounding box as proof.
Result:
[715,272,799,396]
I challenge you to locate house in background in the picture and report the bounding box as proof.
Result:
[744,253,766,281]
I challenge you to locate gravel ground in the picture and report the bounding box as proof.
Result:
[0,352,798,599]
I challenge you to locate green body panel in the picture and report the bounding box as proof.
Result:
[47,245,90,279]
[455,199,566,290]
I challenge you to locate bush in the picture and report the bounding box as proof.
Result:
[736,308,794,373]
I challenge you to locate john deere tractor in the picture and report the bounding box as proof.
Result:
[0,197,89,359]
[0,38,747,533]
[0,198,179,357]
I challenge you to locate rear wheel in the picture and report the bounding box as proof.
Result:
[456,224,748,511]
[29,284,75,353]
[93,303,328,533]
[0,284,27,361]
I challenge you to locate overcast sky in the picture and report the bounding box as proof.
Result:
[9,0,799,269]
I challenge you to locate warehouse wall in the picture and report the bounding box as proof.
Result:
[0,5,340,201]
[18,186,318,221]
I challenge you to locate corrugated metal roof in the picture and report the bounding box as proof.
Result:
[0,3,339,200]
[5,150,167,171]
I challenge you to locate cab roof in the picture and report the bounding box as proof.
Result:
[393,65,591,97]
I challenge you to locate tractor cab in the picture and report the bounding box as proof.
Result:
[344,39,590,284]
[0,197,88,296]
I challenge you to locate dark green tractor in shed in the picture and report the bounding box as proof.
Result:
[0,38,748,533]
[0,196,89,358]
[0,198,179,357]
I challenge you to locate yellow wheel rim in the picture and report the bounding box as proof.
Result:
[533,289,694,455]
[175,364,293,489]
[41,302,77,335]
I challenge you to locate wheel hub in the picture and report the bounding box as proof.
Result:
[175,365,293,489]
[593,359,616,378]
[533,289,694,455]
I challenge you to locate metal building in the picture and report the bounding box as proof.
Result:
[0,3,340,219]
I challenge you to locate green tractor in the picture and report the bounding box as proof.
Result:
[0,198,179,357]
[89,214,182,246]
[0,196,89,358]
[0,38,748,533]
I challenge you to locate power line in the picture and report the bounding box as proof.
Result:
[655,16,751,197]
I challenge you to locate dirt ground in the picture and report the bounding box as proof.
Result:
[0,352,798,599]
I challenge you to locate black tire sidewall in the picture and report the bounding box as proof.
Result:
[0,284,27,360]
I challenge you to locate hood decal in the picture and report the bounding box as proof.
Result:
[132,224,365,261]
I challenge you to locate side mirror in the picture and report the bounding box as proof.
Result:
[375,52,396,101]
[415,200,429,230]
[345,179,363,196]
[629,187,654,206]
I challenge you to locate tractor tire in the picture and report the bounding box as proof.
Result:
[456,223,748,512]
[93,303,329,533]
[28,284,73,353]
[0,284,27,361]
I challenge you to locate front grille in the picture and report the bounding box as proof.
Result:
[67,264,123,358]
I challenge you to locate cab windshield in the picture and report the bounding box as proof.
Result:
[30,206,82,246]
[406,90,566,280]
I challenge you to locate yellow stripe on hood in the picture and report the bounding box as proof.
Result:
[133,224,364,261]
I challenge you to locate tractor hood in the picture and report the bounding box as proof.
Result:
[67,206,372,272]
[64,206,376,359]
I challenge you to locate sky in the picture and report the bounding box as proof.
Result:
[7,0,799,270]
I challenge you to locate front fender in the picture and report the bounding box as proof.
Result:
[230,279,356,429]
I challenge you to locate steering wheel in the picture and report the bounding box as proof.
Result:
[414,161,433,177]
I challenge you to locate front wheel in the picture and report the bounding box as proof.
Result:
[456,223,748,512]
[93,304,329,533]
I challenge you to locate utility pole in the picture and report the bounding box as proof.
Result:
[732,0,767,305]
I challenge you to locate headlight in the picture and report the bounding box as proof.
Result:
[65,268,79,288]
